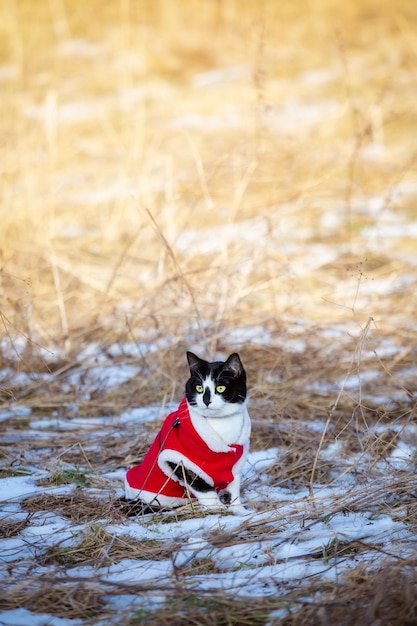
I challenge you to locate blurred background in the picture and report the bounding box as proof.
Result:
[0,0,416,407]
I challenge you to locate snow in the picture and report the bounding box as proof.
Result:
[0,476,74,502]
[120,405,175,424]
[1,427,415,620]
[169,111,244,131]
[1,334,416,624]
[29,405,172,431]
[192,65,249,87]
[66,363,140,394]
[101,559,174,584]
[388,441,415,470]
[0,405,32,423]
[0,608,82,626]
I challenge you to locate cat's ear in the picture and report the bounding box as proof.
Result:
[186,351,204,372]
[223,353,244,377]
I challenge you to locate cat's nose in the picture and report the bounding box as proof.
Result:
[203,388,211,406]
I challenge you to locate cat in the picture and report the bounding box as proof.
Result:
[124,351,251,511]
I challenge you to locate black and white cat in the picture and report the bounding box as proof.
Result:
[125,351,251,510]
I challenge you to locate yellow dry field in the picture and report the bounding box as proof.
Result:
[1,0,416,370]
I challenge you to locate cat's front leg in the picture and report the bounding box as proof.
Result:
[224,476,241,506]
[166,460,241,510]
[192,489,224,509]
[192,486,247,512]
[166,461,223,509]
[218,489,232,505]
[220,478,249,514]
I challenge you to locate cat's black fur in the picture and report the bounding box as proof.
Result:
[166,461,214,492]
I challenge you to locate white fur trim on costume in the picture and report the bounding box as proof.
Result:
[124,475,189,506]
[158,448,215,488]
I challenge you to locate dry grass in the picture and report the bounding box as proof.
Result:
[21,491,125,523]
[42,524,173,567]
[0,515,32,538]
[279,563,417,626]
[1,0,417,624]
[0,580,107,620]
[132,593,280,626]
[0,0,416,375]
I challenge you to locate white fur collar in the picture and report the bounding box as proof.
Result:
[186,399,250,453]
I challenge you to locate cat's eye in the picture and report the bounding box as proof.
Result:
[216,385,226,393]
[196,384,204,393]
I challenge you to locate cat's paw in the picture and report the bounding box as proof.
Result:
[218,489,232,505]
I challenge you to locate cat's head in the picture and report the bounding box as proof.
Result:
[185,351,247,418]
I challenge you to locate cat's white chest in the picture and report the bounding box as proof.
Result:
[206,413,245,445]
[188,401,250,452]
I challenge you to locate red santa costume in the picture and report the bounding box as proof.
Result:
[125,397,248,507]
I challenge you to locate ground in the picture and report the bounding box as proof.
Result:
[1,1,417,624]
